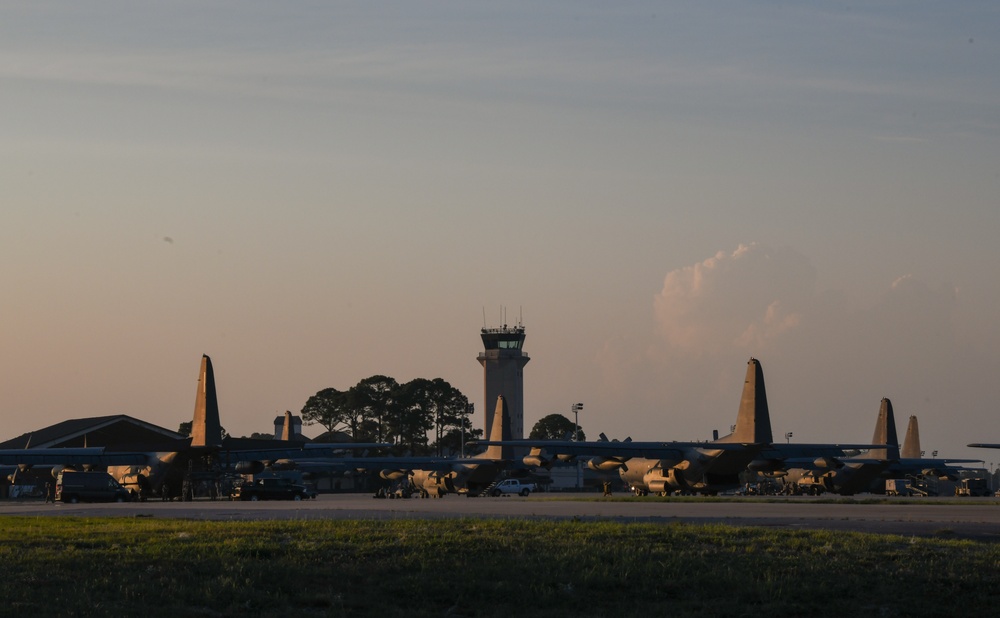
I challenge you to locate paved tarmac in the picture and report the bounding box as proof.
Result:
[3,493,999,540]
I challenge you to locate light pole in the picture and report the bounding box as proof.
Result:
[572,403,584,489]
[785,432,793,444]
[572,403,584,441]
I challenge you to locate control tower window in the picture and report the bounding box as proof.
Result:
[481,326,525,350]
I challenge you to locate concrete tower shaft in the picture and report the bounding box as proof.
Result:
[477,324,529,440]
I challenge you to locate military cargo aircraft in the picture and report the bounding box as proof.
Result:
[474,358,877,495]
[777,398,977,495]
[0,355,384,499]
[292,394,515,498]
[404,395,512,497]
[771,398,898,495]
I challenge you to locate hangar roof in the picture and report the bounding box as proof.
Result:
[0,415,184,450]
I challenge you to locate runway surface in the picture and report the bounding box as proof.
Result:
[3,493,999,539]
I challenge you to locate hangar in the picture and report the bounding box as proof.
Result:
[1,415,183,498]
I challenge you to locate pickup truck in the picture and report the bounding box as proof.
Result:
[231,477,317,501]
[491,478,536,497]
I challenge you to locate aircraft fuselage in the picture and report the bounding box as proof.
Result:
[622,446,763,496]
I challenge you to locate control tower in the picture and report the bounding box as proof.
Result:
[477,323,530,440]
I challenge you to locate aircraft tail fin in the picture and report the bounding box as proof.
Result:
[901,415,921,459]
[479,396,512,461]
[191,355,223,448]
[867,398,900,460]
[719,357,773,444]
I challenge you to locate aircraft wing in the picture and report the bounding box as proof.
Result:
[762,443,887,459]
[769,443,885,453]
[0,448,149,466]
[895,457,982,466]
[883,458,981,480]
[216,441,393,463]
[469,439,751,459]
[0,443,396,468]
[776,455,981,469]
[217,447,367,462]
[292,455,504,472]
[302,443,391,452]
[771,456,880,469]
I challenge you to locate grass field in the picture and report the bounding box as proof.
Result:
[1,515,997,617]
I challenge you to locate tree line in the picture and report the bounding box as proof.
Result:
[177,376,588,453]
[300,375,482,456]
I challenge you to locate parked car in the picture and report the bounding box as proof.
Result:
[56,471,131,503]
[231,477,317,501]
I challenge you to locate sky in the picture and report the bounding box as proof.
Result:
[3,2,1000,464]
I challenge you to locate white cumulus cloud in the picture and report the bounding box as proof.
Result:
[653,242,815,355]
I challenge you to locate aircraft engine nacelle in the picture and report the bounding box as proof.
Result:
[646,476,671,494]
[234,460,266,475]
[665,467,692,491]
[556,454,576,463]
[270,459,297,471]
[380,469,409,481]
[522,455,550,468]
[641,466,677,494]
[813,457,843,469]
[523,448,554,469]
[51,465,87,479]
[587,457,626,472]
[673,459,692,471]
